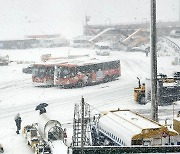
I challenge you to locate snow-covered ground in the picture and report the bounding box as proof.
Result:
[0,42,179,153]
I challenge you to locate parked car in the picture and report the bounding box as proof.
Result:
[22,64,34,74]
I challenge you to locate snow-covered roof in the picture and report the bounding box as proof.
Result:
[95,42,110,47]
[55,56,119,67]
[112,110,161,130]
[98,110,166,146]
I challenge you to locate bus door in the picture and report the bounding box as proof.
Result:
[94,63,104,82]
[46,66,55,85]
[54,66,69,85]
[68,67,77,85]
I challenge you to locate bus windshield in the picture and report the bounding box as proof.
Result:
[100,46,109,50]
[32,66,46,77]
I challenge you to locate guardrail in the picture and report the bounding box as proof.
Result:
[159,37,180,55]
[71,145,180,154]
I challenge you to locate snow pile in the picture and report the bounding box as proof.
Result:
[50,140,68,154]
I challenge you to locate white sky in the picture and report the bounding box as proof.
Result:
[0,0,179,38]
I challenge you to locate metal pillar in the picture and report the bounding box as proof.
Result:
[179,0,180,23]
[150,0,158,122]
[81,97,85,153]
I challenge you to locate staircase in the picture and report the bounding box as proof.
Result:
[72,98,92,147]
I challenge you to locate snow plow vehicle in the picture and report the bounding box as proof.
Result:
[134,77,146,104]
[134,75,180,105]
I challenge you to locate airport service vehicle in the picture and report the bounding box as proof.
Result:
[22,64,34,74]
[135,75,180,105]
[23,113,67,154]
[54,57,120,88]
[134,77,146,105]
[91,109,178,146]
[95,42,110,56]
[70,36,91,48]
[0,54,9,65]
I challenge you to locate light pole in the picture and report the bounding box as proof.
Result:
[179,0,180,23]
[107,18,111,25]
[150,0,158,122]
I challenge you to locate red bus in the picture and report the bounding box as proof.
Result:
[54,57,121,88]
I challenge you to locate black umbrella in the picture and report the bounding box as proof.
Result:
[39,103,48,107]
[35,103,48,111]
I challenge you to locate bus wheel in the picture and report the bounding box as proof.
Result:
[77,81,84,88]
[103,76,110,83]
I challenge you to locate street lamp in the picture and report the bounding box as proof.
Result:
[107,18,111,25]
[150,0,158,122]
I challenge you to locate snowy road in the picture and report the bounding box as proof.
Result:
[0,48,179,153]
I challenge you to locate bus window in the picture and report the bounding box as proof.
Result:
[55,67,62,77]
[76,66,85,74]
[112,61,120,69]
[100,45,109,50]
[32,66,39,77]
[56,66,69,78]
[47,67,54,76]
[93,64,98,72]
[103,62,109,70]
[97,63,103,70]
[85,65,92,73]
[70,67,75,77]
[109,61,119,69]
[39,66,46,77]
[61,67,69,78]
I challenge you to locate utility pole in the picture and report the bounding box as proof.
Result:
[85,15,90,26]
[150,0,158,122]
[179,0,180,23]
[81,97,85,153]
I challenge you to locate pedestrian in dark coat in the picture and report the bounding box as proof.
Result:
[39,107,46,115]
[14,113,22,134]
[0,144,4,153]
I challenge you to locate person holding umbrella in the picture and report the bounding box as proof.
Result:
[35,103,48,115]
[14,113,22,134]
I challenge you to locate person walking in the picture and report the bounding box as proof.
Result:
[63,128,67,145]
[14,113,22,134]
[145,47,150,57]
[39,107,46,115]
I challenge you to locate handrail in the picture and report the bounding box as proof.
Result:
[158,36,180,55]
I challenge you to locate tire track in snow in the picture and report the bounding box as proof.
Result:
[0,79,136,119]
